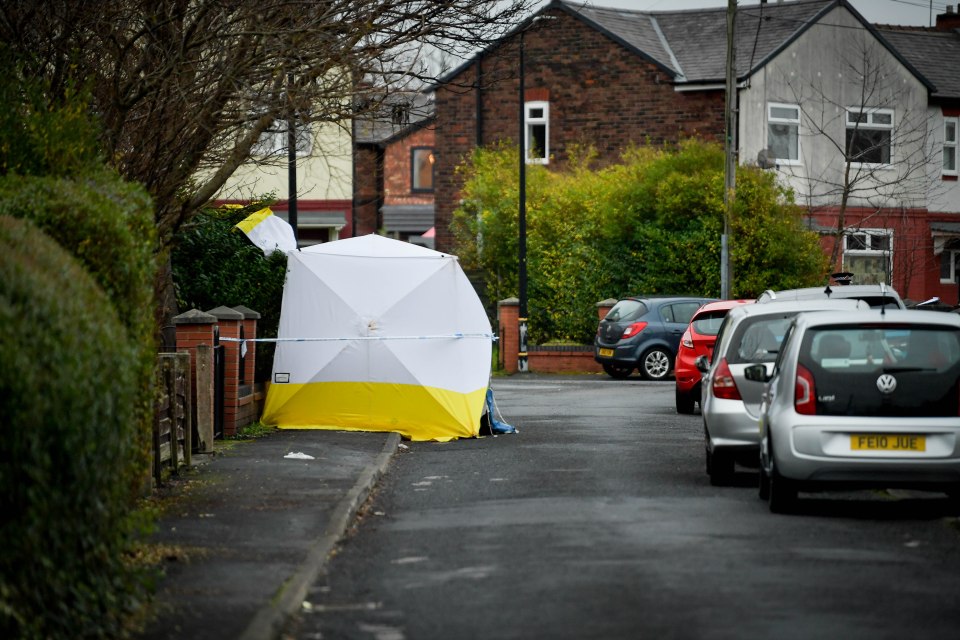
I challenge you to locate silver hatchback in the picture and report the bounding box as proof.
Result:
[750,309,960,513]
[697,299,866,486]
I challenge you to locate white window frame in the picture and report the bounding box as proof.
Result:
[766,102,800,165]
[843,228,893,285]
[252,119,313,158]
[944,117,958,176]
[940,239,960,284]
[524,101,549,165]
[845,107,894,166]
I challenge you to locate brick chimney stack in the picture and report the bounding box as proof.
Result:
[936,5,960,31]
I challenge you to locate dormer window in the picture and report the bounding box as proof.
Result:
[391,103,410,126]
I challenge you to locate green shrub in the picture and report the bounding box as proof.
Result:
[0,173,158,490]
[452,140,828,344]
[0,216,151,639]
[172,205,288,381]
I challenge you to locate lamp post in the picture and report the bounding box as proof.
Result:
[287,72,299,245]
[518,29,529,373]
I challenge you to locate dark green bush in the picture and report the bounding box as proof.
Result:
[0,173,158,488]
[0,216,151,640]
[172,205,288,381]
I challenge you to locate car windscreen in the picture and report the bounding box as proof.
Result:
[691,310,729,336]
[604,299,647,323]
[726,315,796,364]
[798,324,960,417]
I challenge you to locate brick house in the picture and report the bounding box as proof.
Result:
[215,116,353,247]
[430,0,960,304]
[353,92,436,246]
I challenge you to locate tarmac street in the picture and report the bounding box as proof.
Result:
[286,374,960,640]
[140,374,960,640]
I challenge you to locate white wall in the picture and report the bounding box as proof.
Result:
[738,6,932,210]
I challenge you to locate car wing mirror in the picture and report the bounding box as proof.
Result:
[695,355,710,373]
[743,363,770,382]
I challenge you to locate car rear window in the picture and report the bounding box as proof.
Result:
[727,316,796,364]
[691,310,729,337]
[604,299,647,322]
[798,324,960,417]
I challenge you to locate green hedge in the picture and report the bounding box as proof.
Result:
[0,173,158,487]
[0,216,151,639]
[452,140,828,344]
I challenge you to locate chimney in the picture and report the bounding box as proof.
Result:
[936,5,960,31]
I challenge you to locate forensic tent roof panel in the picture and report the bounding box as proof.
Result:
[262,234,490,441]
[876,27,960,99]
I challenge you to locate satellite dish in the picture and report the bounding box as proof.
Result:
[757,147,777,169]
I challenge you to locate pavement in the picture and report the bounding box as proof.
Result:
[138,429,401,640]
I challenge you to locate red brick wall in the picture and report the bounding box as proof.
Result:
[434,7,726,253]
[353,145,382,236]
[807,205,941,303]
[384,125,435,207]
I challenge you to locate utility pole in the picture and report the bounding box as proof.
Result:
[518,29,529,373]
[721,0,737,299]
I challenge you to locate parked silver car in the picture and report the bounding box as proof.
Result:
[756,283,905,309]
[697,299,866,486]
[749,309,960,513]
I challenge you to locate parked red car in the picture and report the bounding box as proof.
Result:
[674,299,753,414]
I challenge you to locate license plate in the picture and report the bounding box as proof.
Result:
[850,434,926,452]
[599,348,614,357]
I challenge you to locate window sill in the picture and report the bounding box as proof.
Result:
[942,174,958,181]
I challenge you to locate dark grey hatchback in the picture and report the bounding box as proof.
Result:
[595,296,715,380]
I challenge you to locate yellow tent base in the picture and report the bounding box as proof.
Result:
[261,381,487,442]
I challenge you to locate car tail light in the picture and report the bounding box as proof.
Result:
[795,363,816,415]
[681,330,693,349]
[712,358,741,400]
[622,321,648,339]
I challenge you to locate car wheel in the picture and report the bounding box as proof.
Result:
[767,459,797,514]
[708,447,734,486]
[640,348,671,381]
[675,386,696,414]
[602,363,633,379]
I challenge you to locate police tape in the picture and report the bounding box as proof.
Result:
[217,333,498,343]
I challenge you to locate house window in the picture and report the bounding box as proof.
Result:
[767,103,800,163]
[252,119,312,157]
[944,118,958,176]
[845,108,893,165]
[843,228,892,284]
[411,147,435,192]
[940,239,960,283]
[525,101,549,164]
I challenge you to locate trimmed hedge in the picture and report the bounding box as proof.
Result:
[0,173,158,486]
[0,216,151,639]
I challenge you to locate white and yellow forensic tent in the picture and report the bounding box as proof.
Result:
[261,234,492,441]
[235,207,297,256]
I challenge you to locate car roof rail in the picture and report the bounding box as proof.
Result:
[759,289,776,301]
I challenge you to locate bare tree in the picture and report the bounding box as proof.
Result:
[773,32,941,279]
[0,0,531,318]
